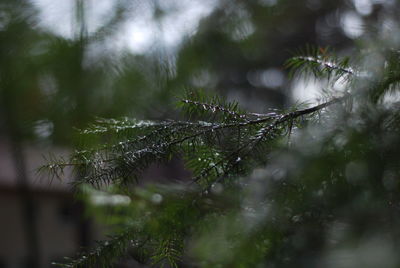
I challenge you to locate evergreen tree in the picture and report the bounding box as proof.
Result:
[42,39,400,267]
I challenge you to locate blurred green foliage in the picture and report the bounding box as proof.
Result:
[0,0,364,143]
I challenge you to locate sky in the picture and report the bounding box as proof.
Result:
[30,0,217,54]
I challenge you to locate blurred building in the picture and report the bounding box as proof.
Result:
[0,140,100,268]
[0,139,188,268]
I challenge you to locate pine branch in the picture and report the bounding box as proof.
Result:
[193,95,350,189]
[53,229,144,268]
[288,55,355,76]
[41,87,351,268]
[181,99,246,119]
[285,46,356,83]
[42,93,350,191]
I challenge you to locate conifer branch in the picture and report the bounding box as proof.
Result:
[53,229,144,268]
[182,99,246,119]
[285,46,355,82]
[290,56,355,76]
[42,93,349,190]
[194,95,349,188]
